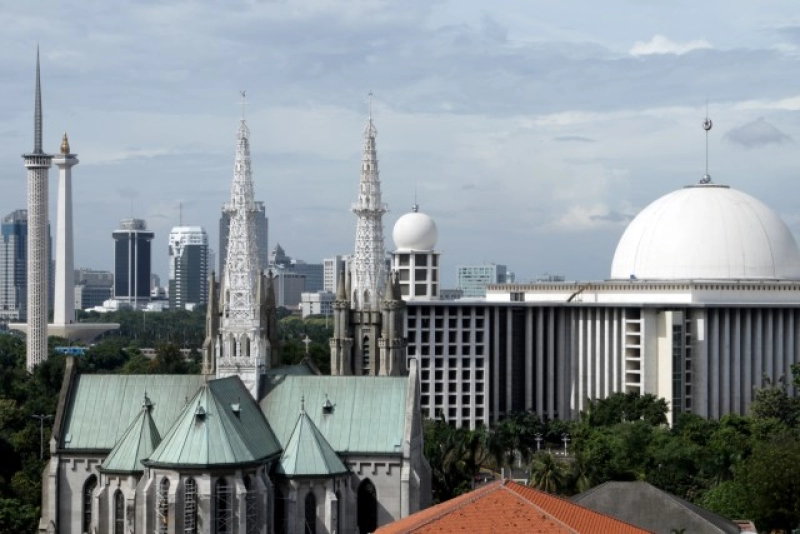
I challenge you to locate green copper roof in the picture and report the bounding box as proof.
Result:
[145,376,281,468]
[61,375,206,451]
[278,402,348,478]
[100,397,162,473]
[261,375,408,455]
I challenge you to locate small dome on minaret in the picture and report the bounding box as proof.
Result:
[392,204,438,251]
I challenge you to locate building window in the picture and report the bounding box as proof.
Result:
[184,477,198,534]
[357,479,378,534]
[215,477,234,534]
[362,336,371,374]
[83,475,97,533]
[305,491,317,534]
[114,489,124,534]
[157,477,170,534]
[245,475,258,534]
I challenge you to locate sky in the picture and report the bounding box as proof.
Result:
[2,1,800,286]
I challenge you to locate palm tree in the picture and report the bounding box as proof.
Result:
[529,453,566,494]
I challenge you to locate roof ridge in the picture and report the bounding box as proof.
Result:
[499,483,580,534]
[391,481,506,530]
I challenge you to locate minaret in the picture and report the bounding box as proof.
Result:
[52,133,77,326]
[350,96,387,310]
[213,93,270,398]
[22,48,52,371]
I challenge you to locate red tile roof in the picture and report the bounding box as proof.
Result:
[376,480,653,534]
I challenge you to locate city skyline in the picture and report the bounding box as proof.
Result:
[1,1,800,286]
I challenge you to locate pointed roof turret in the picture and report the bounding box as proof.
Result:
[277,397,348,478]
[143,377,281,468]
[100,394,161,473]
[336,268,347,300]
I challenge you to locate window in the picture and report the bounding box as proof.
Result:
[362,337,371,374]
[114,490,124,534]
[357,480,378,534]
[157,478,170,534]
[245,475,258,534]
[83,475,98,533]
[305,491,317,534]
[215,478,233,534]
[184,478,198,534]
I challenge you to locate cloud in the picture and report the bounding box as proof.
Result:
[545,205,633,232]
[724,117,791,148]
[552,135,595,143]
[630,35,712,56]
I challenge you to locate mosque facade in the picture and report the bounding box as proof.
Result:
[395,179,800,427]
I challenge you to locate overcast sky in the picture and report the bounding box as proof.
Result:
[2,0,800,286]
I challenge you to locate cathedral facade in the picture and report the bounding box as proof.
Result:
[38,108,430,534]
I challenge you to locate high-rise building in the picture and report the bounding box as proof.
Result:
[112,218,154,308]
[219,200,268,277]
[73,269,113,311]
[456,263,509,298]
[0,210,29,323]
[330,110,407,376]
[168,226,209,310]
[323,255,349,293]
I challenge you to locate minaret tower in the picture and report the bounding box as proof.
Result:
[211,93,270,398]
[22,48,52,370]
[350,94,387,310]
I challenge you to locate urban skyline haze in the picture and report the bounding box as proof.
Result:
[1,1,800,285]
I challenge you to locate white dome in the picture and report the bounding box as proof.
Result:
[610,184,800,280]
[393,210,438,251]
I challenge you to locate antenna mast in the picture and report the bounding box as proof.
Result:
[701,101,713,184]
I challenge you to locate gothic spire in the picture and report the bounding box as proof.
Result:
[350,95,387,310]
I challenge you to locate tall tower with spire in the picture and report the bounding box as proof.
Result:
[203,94,278,398]
[331,98,407,376]
[22,48,52,370]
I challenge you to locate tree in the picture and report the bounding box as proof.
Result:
[583,392,668,427]
[749,377,800,427]
[529,453,567,494]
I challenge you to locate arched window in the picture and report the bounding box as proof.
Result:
[357,479,378,534]
[274,487,287,534]
[242,335,250,358]
[215,477,233,534]
[304,491,317,534]
[362,336,371,374]
[82,475,97,534]
[335,490,342,534]
[184,478,198,534]
[157,478,170,534]
[114,490,125,534]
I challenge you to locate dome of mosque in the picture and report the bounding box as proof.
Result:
[393,207,438,251]
[610,183,800,280]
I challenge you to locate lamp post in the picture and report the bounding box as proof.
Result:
[535,433,543,452]
[31,413,53,460]
[561,433,570,456]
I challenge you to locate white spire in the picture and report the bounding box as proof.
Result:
[350,93,388,310]
[217,92,265,397]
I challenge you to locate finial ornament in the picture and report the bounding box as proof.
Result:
[700,102,713,184]
[300,394,306,414]
[60,132,70,155]
[368,90,374,121]
[240,90,246,120]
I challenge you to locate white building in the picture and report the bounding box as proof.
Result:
[456,263,510,298]
[300,290,334,318]
[167,226,209,310]
[391,204,441,300]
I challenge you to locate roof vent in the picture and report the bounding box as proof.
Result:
[322,394,334,415]
[231,403,241,416]
[194,405,206,421]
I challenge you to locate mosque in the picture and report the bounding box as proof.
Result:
[394,133,800,428]
[38,90,430,533]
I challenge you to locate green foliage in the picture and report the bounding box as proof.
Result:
[278,315,332,374]
[79,306,206,348]
[0,498,39,533]
[423,418,487,503]
[529,453,567,493]
[583,392,668,427]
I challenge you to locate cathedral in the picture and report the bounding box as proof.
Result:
[38,103,431,533]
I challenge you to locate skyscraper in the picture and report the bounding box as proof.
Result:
[168,226,209,310]
[0,210,29,323]
[456,263,509,298]
[219,199,268,277]
[112,218,153,308]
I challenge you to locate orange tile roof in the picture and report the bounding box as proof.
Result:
[376,480,653,534]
